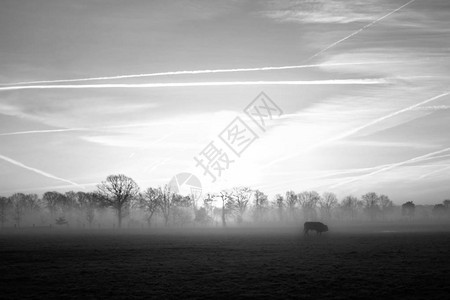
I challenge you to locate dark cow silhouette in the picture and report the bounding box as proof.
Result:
[304,222,328,235]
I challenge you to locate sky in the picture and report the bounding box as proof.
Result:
[0,0,449,204]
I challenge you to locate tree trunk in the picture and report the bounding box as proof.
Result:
[118,207,122,228]
[164,214,169,227]
[221,200,226,227]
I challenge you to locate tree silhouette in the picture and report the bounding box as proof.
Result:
[401,201,415,218]
[137,187,160,227]
[253,189,268,222]
[231,187,252,223]
[319,192,338,220]
[379,195,393,219]
[97,174,139,228]
[432,204,446,217]
[77,192,100,227]
[299,191,320,220]
[157,185,174,227]
[217,190,233,227]
[274,194,284,221]
[10,193,27,227]
[202,193,215,225]
[362,192,379,220]
[43,191,64,218]
[0,196,11,228]
[341,195,359,220]
[285,191,298,221]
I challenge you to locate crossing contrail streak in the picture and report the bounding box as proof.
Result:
[330,147,450,188]
[261,153,450,193]
[0,62,391,86]
[0,153,80,187]
[419,165,450,179]
[263,91,450,169]
[0,79,387,91]
[305,0,416,61]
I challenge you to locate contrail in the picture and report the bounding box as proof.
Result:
[305,0,416,61]
[330,147,450,188]
[263,91,450,169]
[0,79,388,91]
[0,128,88,136]
[0,61,391,86]
[419,165,450,179]
[0,153,80,187]
[261,153,450,192]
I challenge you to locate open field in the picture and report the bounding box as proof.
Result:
[1,226,450,299]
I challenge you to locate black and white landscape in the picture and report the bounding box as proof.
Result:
[1,0,449,299]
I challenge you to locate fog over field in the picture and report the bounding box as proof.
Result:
[1,0,450,298]
[1,178,450,232]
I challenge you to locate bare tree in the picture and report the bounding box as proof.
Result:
[362,192,379,220]
[138,187,160,227]
[77,192,99,227]
[10,193,27,227]
[432,203,447,217]
[319,192,338,220]
[230,187,252,223]
[253,189,268,222]
[43,191,64,218]
[0,197,11,228]
[274,194,284,221]
[157,185,174,227]
[443,199,450,209]
[298,191,320,220]
[341,195,359,219]
[202,193,215,224]
[217,190,233,227]
[379,194,393,219]
[171,194,193,226]
[401,201,415,218]
[285,191,298,220]
[97,174,140,228]
[63,191,80,218]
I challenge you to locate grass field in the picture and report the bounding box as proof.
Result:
[1,226,449,299]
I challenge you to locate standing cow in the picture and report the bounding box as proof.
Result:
[304,222,328,235]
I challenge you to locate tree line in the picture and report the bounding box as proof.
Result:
[0,174,449,229]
